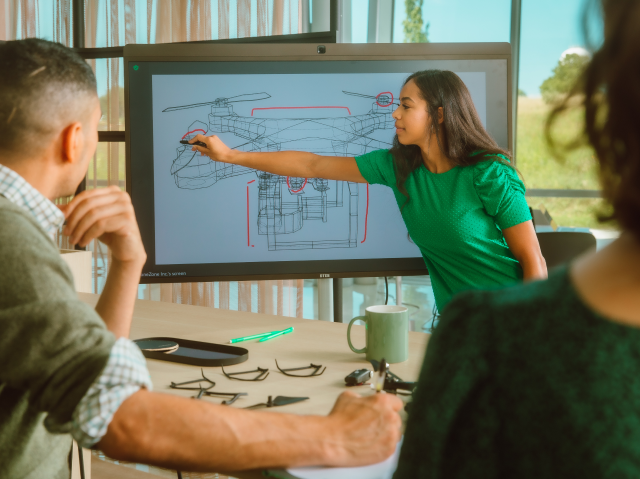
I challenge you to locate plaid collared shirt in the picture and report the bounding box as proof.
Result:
[0,163,152,447]
[0,163,65,239]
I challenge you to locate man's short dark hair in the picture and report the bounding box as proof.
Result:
[0,39,98,158]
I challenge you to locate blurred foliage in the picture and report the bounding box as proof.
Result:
[98,87,125,130]
[517,97,598,190]
[87,143,125,189]
[403,0,429,43]
[540,53,590,104]
[517,96,615,230]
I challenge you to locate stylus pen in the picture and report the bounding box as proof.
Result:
[258,326,294,343]
[229,331,280,344]
[372,358,387,393]
[179,139,208,148]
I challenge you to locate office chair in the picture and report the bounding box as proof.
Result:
[536,231,597,269]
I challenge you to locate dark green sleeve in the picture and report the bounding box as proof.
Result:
[0,210,115,433]
[394,291,500,479]
[354,149,396,186]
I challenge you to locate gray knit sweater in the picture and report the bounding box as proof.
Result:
[0,196,115,479]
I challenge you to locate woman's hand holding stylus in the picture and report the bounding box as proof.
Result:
[189,134,234,163]
[188,133,367,183]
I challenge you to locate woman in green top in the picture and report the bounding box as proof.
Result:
[188,70,547,310]
[395,0,640,476]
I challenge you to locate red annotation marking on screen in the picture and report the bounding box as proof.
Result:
[247,186,250,247]
[181,129,206,140]
[361,184,369,244]
[247,179,256,184]
[286,177,308,193]
[251,106,351,116]
[376,92,394,108]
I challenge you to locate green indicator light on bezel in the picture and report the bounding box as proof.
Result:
[133,65,139,71]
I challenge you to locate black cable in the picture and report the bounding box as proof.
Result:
[384,276,389,305]
[76,442,85,479]
[430,303,439,332]
[177,471,183,479]
[402,302,421,317]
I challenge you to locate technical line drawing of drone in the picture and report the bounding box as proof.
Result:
[163,90,397,251]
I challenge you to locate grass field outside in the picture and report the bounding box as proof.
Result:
[516,97,616,230]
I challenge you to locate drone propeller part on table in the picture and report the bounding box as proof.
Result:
[275,359,326,377]
[170,370,247,405]
[170,368,215,391]
[243,395,309,409]
[198,389,248,406]
[222,365,270,381]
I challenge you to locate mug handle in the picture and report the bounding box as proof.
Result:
[347,316,367,354]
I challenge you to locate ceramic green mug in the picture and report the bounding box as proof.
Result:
[347,305,409,364]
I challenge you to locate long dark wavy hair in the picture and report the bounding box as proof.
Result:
[390,70,511,206]
[546,0,640,239]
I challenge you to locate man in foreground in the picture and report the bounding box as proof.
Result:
[0,38,402,479]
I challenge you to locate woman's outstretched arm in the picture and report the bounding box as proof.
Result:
[189,134,367,183]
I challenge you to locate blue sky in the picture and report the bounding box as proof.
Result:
[356,0,598,97]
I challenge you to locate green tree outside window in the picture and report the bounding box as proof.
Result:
[403,0,429,43]
[540,53,590,104]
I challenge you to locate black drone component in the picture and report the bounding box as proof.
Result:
[275,359,326,377]
[179,139,207,148]
[189,386,247,405]
[222,365,269,381]
[383,377,417,394]
[193,387,207,400]
[244,395,309,409]
[170,368,216,391]
[345,369,373,386]
[202,390,248,406]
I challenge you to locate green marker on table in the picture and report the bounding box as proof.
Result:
[258,326,294,343]
[229,330,279,344]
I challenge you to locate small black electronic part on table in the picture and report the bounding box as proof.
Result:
[345,369,373,386]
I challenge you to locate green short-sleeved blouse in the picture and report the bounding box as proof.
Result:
[355,149,531,310]
[394,266,640,478]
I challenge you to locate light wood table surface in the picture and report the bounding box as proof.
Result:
[79,293,430,479]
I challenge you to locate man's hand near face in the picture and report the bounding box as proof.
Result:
[59,185,146,338]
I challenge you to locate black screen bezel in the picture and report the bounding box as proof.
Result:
[124,43,511,283]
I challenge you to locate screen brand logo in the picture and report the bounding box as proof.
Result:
[320,274,330,278]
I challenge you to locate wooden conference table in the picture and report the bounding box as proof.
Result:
[78,293,430,479]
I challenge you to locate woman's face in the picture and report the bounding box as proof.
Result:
[392,79,432,146]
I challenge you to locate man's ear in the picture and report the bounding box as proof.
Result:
[437,107,444,124]
[60,121,84,165]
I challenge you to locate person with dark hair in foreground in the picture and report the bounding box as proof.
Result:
[394,0,640,477]
[188,70,547,313]
[0,39,402,479]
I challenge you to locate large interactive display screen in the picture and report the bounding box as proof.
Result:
[126,44,510,283]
